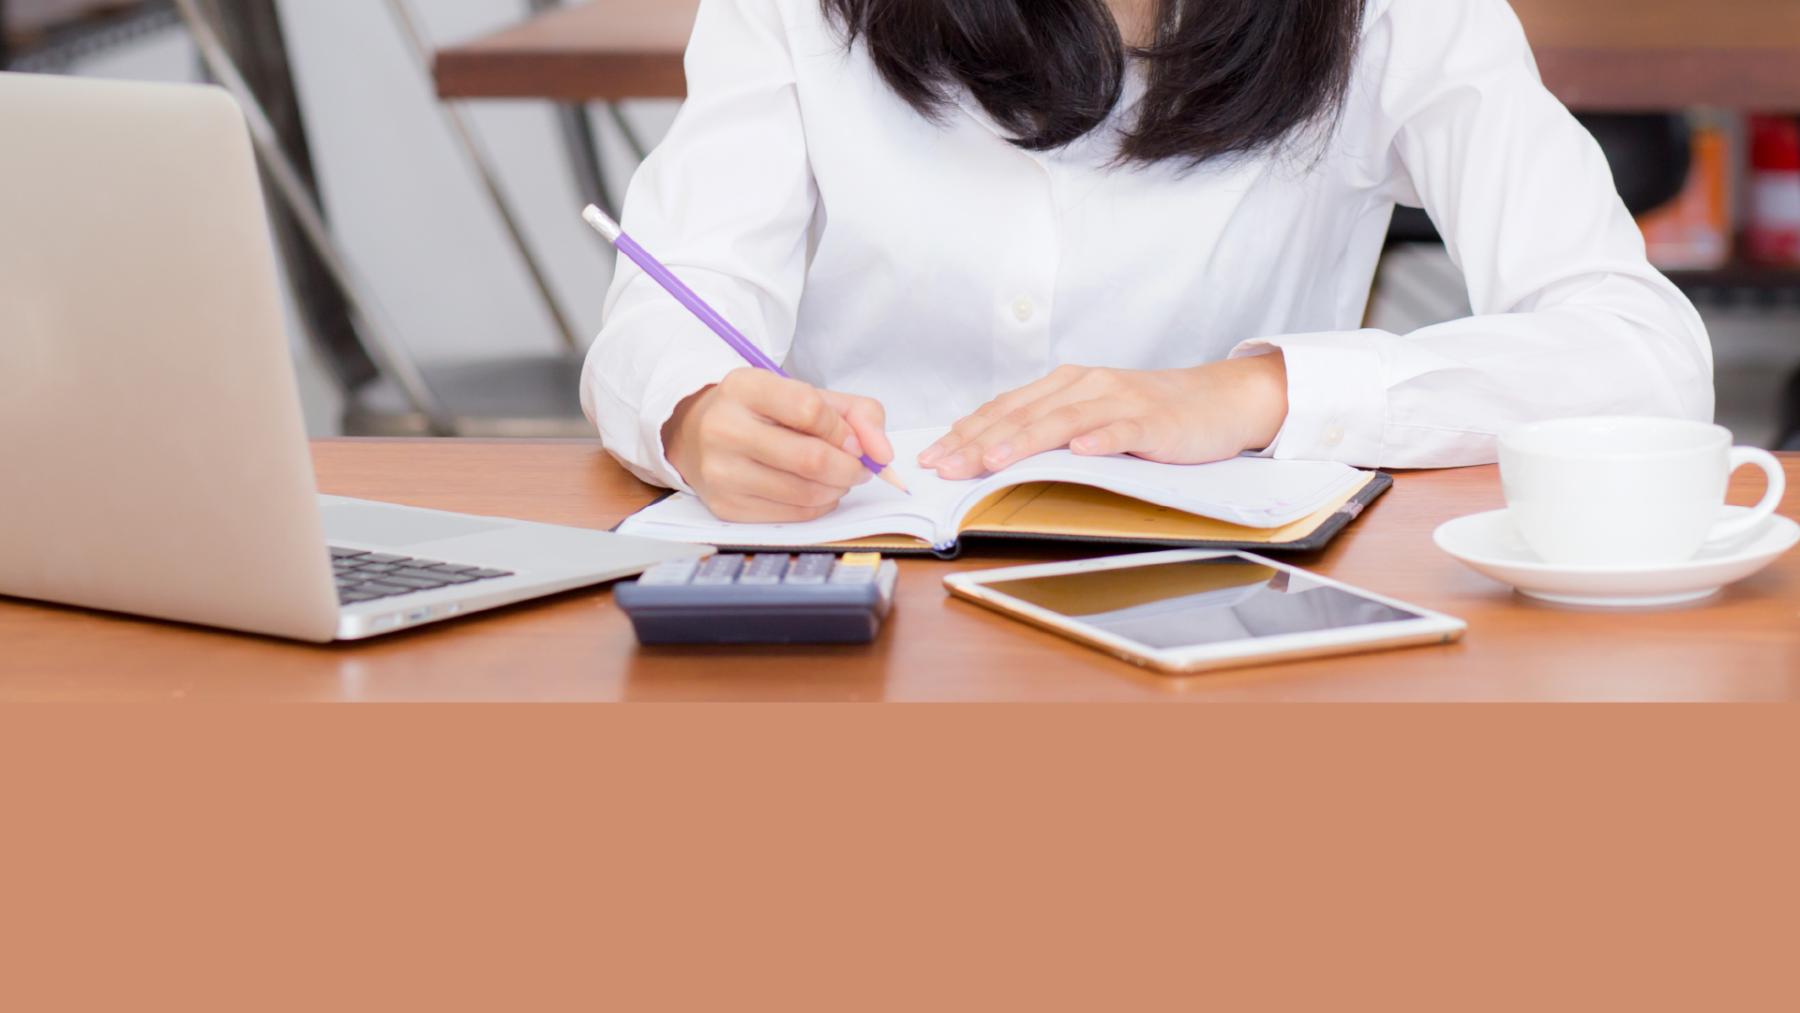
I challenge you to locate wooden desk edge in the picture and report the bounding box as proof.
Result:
[433,43,1800,111]
[1,442,1793,702]
[433,50,688,102]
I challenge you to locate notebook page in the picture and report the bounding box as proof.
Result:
[616,429,964,547]
[949,445,1368,530]
[617,427,1367,545]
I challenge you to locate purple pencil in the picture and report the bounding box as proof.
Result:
[583,205,908,495]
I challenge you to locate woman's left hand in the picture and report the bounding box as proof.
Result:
[918,353,1290,479]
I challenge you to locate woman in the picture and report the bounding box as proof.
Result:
[582,0,1712,522]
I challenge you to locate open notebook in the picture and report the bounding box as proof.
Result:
[618,428,1391,557]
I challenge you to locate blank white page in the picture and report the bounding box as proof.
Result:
[618,428,1368,547]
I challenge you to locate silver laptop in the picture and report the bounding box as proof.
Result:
[0,72,708,642]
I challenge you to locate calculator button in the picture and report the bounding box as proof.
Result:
[783,554,836,585]
[738,554,791,586]
[693,555,747,585]
[829,563,879,585]
[638,559,702,586]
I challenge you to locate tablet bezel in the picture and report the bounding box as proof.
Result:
[944,550,1466,674]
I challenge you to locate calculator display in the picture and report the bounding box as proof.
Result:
[982,558,1423,651]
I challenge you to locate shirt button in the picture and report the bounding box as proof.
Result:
[1012,297,1036,324]
[1323,424,1346,448]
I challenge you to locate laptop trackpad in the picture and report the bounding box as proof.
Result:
[321,500,508,548]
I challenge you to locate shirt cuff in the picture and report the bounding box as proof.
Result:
[582,324,744,494]
[1230,331,1387,465]
[633,362,734,494]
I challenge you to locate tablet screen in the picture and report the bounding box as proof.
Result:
[983,557,1424,651]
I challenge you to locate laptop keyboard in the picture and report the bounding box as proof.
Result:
[330,547,514,605]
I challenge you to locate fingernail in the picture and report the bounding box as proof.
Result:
[843,434,865,459]
[1072,437,1098,454]
[985,444,1014,467]
[918,444,946,466]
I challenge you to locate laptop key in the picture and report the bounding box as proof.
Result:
[425,563,481,574]
[329,547,368,560]
[392,567,463,584]
[467,569,514,581]
[406,568,477,584]
[356,581,414,596]
[361,553,412,565]
[339,591,380,603]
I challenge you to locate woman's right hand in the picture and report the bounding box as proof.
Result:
[663,368,894,523]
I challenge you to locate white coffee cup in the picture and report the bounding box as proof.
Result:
[1498,416,1786,567]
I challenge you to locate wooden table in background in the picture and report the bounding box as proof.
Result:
[3,442,1796,702]
[433,0,1800,111]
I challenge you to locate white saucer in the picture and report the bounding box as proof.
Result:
[1433,507,1799,609]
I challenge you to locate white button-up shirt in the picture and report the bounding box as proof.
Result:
[582,0,1713,491]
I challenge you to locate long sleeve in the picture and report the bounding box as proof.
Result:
[580,0,817,490]
[1234,0,1714,468]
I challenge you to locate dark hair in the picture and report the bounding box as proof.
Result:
[820,0,1366,166]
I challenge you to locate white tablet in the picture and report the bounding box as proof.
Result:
[945,550,1465,675]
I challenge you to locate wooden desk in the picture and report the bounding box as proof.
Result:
[3,442,1796,702]
[433,0,1800,111]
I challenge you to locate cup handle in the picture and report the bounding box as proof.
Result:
[1705,447,1788,544]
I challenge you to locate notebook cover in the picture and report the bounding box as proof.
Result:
[615,473,1392,560]
[955,472,1392,557]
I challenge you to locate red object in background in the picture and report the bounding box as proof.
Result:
[1745,116,1800,266]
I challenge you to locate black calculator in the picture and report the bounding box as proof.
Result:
[616,553,899,645]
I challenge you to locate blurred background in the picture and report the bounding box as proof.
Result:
[4,0,1798,447]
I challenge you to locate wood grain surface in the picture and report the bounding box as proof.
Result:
[432,0,1800,110]
[3,441,1795,702]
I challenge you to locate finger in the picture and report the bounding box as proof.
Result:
[991,399,1138,469]
[919,367,1088,466]
[820,390,893,467]
[743,422,871,489]
[1070,414,1202,462]
[925,386,1073,473]
[732,370,863,460]
[920,409,1009,469]
[980,365,1091,424]
[1070,417,1149,458]
[724,457,852,510]
[936,416,1025,479]
[937,381,1117,477]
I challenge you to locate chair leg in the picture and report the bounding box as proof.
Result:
[554,102,615,214]
[197,0,379,397]
[530,0,650,212]
[174,0,457,435]
[603,102,651,164]
[1779,367,1800,451]
[384,0,586,355]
